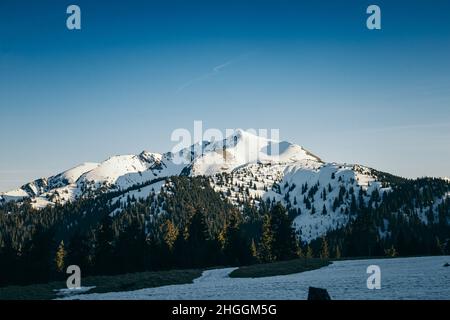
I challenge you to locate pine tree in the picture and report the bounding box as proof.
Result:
[66,231,92,273]
[55,240,66,273]
[259,215,274,262]
[335,245,341,259]
[297,245,304,259]
[320,237,329,260]
[162,219,179,251]
[185,210,210,267]
[223,216,243,265]
[21,228,56,284]
[0,237,18,287]
[217,224,227,249]
[270,203,298,260]
[250,238,258,262]
[94,215,115,274]
[306,245,313,259]
[115,218,146,273]
[385,245,398,257]
[350,194,357,213]
[434,237,443,255]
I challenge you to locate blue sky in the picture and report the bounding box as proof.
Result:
[1,0,450,191]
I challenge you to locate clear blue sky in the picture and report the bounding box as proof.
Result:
[1,0,450,191]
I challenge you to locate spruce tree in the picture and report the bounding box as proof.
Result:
[297,245,304,259]
[94,215,115,275]
[21,228,55,284]
[259,215,274,262]
[55,240,66,273]
[115,219,146,273]
[223,215,251,265]
[335,245,341,259]
[66,231,92,274]
[320,237,329,260]
[162,219,179,251]
[306,245,313,259]
[186,210,210,267]
[384,245,398,257]
[0,237,17,286]
[270,203,298,260]
[250,238,258,262]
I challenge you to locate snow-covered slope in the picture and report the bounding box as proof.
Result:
[209,160,390,242]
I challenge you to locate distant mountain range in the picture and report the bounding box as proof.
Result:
[2,130,449,243]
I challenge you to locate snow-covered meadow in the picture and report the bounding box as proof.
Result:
[61,256,450,300]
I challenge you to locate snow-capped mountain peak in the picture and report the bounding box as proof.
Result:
[189,130,321,176]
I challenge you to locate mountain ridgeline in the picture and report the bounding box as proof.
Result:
[0,130,449,286]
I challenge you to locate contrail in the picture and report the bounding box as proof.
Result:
[176,52,254,93]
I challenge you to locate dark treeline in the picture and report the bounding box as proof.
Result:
[0,177,299,287]
[0,176,449,287]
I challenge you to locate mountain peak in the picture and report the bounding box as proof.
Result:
[187,129,321,176]
[231,128,257,140]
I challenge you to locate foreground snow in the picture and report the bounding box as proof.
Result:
[55,286,96,298]
[61,256,450,300]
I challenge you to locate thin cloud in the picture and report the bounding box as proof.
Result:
[212,60,235,72]
[176,53,253,93]
[359,122,450,133]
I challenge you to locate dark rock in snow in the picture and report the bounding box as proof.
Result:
[307,287,331,300]
[443,262,450,267]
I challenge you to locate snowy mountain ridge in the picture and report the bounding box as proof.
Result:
[0,130,399,241]
[0,130,321,206]
[2,130,449,242]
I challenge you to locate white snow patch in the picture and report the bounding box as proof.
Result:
[60,256,450,300]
